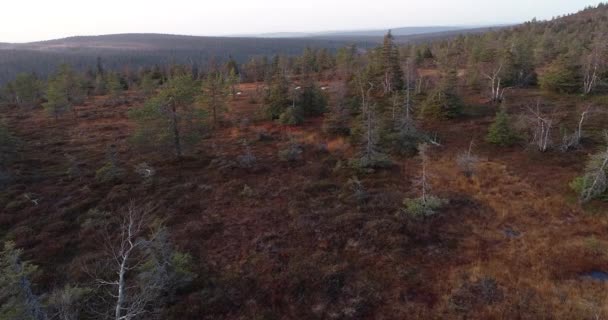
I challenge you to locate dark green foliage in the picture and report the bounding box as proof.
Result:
[279,106,304,125]
[106,72,124,103]
[323,104,351,136]
[298,82,328,117]
[140,227,196,304]
[95,145,125,183]
[9,73,42,108]
[139,73,158,98]
[540,55,582,94]
[502,41,537,87]
[59,64,88,105]
[486,107,518,146]
[129,74,204,157]
[225,56,240,75]
[574,142,608,202]
[381,31,404,92]
[0,241,46,320]
[43,64,87,119]
[402,196,447,218]
[0,34,375,86]
[383,121,427,156]
[201,72,229,128]
[421,69,462,119]
[95,162,126,184]
[264,72,290,120]
[350,106,392,169]
[43,75,71,119]
[278,137,303,162]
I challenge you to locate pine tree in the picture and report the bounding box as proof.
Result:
[226,68,239,98]
[225,56,239,76]
[129,74,203,158]
[201,72,229,128]
[57,64,87,106]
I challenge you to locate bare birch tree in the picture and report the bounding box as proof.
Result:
[525,101,553,152]
[578,132,608,203]
[482,63,509,103]
[560,105,592,152]
[92,204,192,320]
[456,140,480,178]
[0,241,47,320]
[582,36,606,95]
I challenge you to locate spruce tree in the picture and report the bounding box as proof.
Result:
[264,71,290,120]
[381,30,404,94]
[201,72,229,128]
[94,73,107,95]
[43,76,70,120]
[486,106,518,146]
[298,80,327,117]
[0,242,47,320]
[11,73,41,108]
[106,72,124,104]
[139,73,157,98]
[421,69,462,119]
[540,55,581,94]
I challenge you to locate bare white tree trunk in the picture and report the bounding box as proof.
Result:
[581,132,608,203]
[527,102,553,152]
[95,204,162,320]
[577,106,591,142]
[483,63,508,103]
[583,62,599,95]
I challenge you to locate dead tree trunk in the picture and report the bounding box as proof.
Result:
[527,102,553,152]
[483,63,508,103]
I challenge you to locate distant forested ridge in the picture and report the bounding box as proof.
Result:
[0,27,501,85]
[0,34,375,85]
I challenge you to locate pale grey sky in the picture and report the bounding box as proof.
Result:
[0,0,601,42]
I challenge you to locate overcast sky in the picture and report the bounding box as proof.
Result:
[0,0,601,42]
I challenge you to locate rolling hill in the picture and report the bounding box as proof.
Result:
[0,25,507,85]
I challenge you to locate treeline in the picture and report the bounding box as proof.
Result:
[406,2,608,96]
[0,33,375,85]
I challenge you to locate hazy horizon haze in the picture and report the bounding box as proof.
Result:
[1,0,602,42]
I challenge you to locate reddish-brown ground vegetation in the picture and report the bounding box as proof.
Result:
[2,78,608,319]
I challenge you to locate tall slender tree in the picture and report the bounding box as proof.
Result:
[129,74,203,158]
